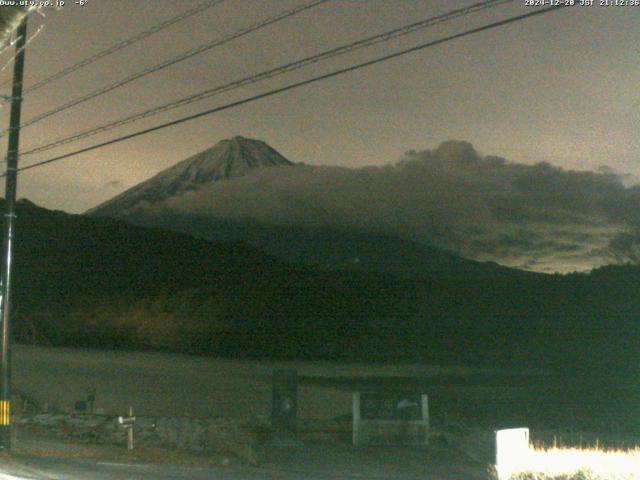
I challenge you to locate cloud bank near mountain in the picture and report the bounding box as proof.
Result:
[140,141,640,273]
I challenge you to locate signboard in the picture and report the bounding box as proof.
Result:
[353,392,429,446]
[495,427,530,479]
[360,393,423,421]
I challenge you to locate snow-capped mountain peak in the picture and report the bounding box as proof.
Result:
[87,136,293,216]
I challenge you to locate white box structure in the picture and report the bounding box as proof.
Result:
[495,427,530,479]
[353,392,429,446]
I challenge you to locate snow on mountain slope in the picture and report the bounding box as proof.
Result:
[87,136,294,216]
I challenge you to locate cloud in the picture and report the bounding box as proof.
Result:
[601,231,640,266]
[139,140,640,273]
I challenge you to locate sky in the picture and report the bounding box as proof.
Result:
[0,0,635,215]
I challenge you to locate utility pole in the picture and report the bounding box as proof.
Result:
[0,17,28,451]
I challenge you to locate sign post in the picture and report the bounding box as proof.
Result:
[118,406,136,450]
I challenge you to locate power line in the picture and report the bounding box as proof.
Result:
[22,0,511,157]
[15,0,331,131]
[10,4,568,177]
[0,0,226,102]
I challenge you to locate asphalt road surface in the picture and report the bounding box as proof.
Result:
[0,437,491,480]
[0,455,485,480]
[0,457,367,480]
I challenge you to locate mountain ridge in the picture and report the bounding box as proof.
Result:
[86,137,637,273]
[87,136,520,277]
[123,210,531,280]
[87,136,294,217]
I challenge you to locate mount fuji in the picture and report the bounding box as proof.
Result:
[88,136,294,217]
[87,136,516,278]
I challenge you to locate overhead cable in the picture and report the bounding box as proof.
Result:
[15,0,331,130]
[3,0,227,101]
[22,0,511,157]
[10,4,568,176]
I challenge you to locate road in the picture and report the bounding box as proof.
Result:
[2,432,488,480]
[0,436,491,480]
[0,457,357,480]
[0,454,483,480]
[1,457,268,480]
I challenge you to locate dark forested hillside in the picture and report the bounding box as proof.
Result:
[5,198,639,395]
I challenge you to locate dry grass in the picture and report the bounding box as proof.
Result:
[499,445,640,480]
